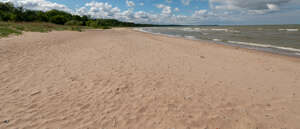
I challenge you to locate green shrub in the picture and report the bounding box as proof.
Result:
[14,25,25,30]
[71,26,82,32]
[65,20,83,26]
[100,26,111,29]
[86,20,99,28]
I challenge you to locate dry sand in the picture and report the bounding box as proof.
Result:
[0,28,300,129]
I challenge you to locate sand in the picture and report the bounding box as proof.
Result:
[0,28,300,129]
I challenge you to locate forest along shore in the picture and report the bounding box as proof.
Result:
[0,28,300,129]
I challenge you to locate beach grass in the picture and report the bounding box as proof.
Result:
[0,22,93,38]
[0,26,22,37]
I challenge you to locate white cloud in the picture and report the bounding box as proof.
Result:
[126,0,135,7]
[267,4,280,11]
[134,11,148,19]
[181,0,191,6]
[133,11,156,23]
[119,9,134,21]
[139,2,144,6]
[73,2,158,24]
[0,0,71,12]
[209,0,291,14]
[156,4,172,15]
[193,9,207,16]
[75,2,121,19]
[174,8,180,12]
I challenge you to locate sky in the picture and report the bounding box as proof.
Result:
[1,0,300,25]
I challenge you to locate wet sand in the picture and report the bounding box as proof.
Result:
[0,28,300,129]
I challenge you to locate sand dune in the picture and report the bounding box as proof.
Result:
[0,28,300,129]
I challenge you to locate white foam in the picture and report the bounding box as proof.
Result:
[228,41,300,53]
[164,34,180,38]
[134,28,163,36]
[184,36,196,40]
[213,39,222,42]
[278,29,299,32]
[133,28,147,33]
[134,28,183,38]
[182,28,194,32]
[229,30,240,33]
[257,28,264,31]
[167,27,176,30]
[194,28,209,31]
[211,29,228,32]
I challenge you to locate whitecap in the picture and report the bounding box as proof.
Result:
[182,28,194,32]
[227,41,300,53]
[211,29,228,32]
[184,36,196,40]
[278,29,299,32]
[213,39,222,42]
[229,30,240,33]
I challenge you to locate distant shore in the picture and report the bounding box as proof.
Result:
[1,28,300,129]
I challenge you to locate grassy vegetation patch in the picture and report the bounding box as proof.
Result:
[0,22,92,38]
[99,26,112,29]
[0,26,21,37]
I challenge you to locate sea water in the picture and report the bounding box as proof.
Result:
[136,25,300,57]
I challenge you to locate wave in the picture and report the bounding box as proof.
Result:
[181,28,195,32]
[278,29,299,32]
[180,28,240,33]
[133,28,148,33]
[194,28,209,31]
[227,41,300,53]
[184,36,196,40]
[213,39,222,42]
[134,28,181,38]
[211,29,228,32]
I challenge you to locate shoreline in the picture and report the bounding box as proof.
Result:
[134,27,300,58]
[1,28,300,129]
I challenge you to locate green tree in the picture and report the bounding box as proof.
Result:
[50,15,68,25]
[23,10,38,21]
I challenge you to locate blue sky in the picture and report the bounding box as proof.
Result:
[2,0,300,25]
[53,1,201,11]
[46,0,210,16]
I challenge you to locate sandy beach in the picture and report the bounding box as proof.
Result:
[0,28,300,129]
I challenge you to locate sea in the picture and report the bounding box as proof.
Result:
[135,25,300,57]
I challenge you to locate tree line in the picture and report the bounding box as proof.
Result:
[0,2,157,27]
